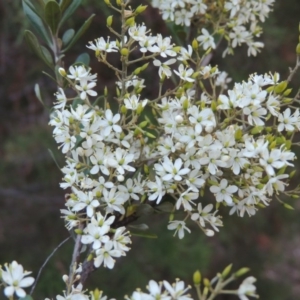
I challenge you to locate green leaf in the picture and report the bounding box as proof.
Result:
[45,0,61,35]
[24,30,54,69]
[60,0,72,13]
[22,0,52,46]
[59,0,81,28]
[61,14,95,53]
[136,204,154,216]
[75,52,90,66]
[130,232,158,239]
[157,202,174,213]
[41,45,54,66]
[62,28,75,46]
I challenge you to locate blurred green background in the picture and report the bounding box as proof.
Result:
[1,0,300,299]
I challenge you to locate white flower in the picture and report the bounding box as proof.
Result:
[210,179,238,205]
[259,148,285,176]
[238,276,258,300]
[174,64,195,82]
[277,108,297,132]
[163,279,191,300]
[153,58,176,78]
[156,157,190,182]
[147,176,167,204]
[124,95,148,110]
[167,220,191,239]
[87,37,118,53]
[75,79,97,100]
[1,261,35,298]
[176,188,198,211]
[100,109,122,136]
[94,241,123,269]
[81,222,110,250]
[71,190,100,218]
[197,28,216,50]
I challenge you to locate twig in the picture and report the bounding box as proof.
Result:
[30,236,70,295]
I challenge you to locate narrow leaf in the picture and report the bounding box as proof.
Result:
[157,202,174,213]
[48,149,61,170]
[130,232,158,239]
[60,0,72,13]
[24,30,53,68]
[34,83,44,105]
[129,224,149,230]
[45,0,61,34]
[62,28,75,46]
[40,45,54,66]
[22,0,52,46]
[59,0,81,28]
[61,14,95,53]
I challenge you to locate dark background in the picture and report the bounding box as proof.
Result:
[1,0,300,299]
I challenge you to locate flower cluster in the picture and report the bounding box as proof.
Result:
[47,0,299,278]
[151,0,275,56]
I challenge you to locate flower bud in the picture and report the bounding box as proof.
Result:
[120,105,127,115]
[182,98,189,110]
[135,5,147,14]
[125,17,135,26]
[283,88,292,96]
[87,253,94,261]
[192,39,198,50]
[205,229,214,236]
[93,289,101,300]
[193,270,201,285]
[175,115,184,123]
[104,0,111,5]
[121,48,129,56]
[234,267,249,277]
[290,170,296,178]
[139,120,148,128]
[133,67,141,75]
[203,278,210,287]
[283,203,294,210]
[74,229,83,235]
[205,125,214,133]
[117,174,125,182]
[221,264,232,279]
[62,274,69,283]
[106,15,113,27]
[145,131,156,138]
[144,164,149,175]
[140,62,149,71]
[274,81,288,94]
[58,67,67,77]
[136,103,144,115]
